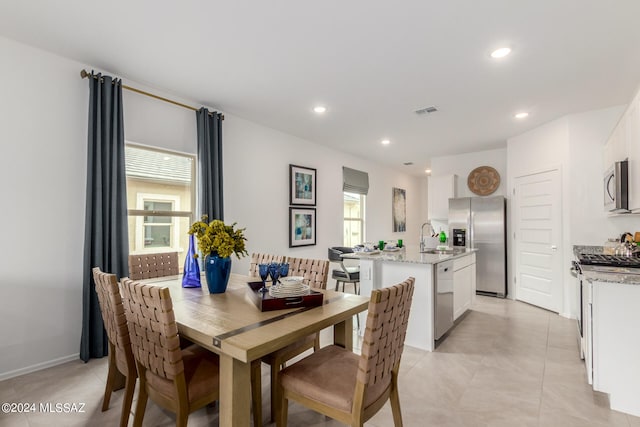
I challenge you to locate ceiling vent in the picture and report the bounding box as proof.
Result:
[403,162,414,166]
[415,106,438,115]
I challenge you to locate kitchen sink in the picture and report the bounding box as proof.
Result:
[421,248,466,255]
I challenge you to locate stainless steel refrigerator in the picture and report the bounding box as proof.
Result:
[448,196,507,297]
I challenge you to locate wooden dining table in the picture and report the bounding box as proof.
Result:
[141,273,370,427]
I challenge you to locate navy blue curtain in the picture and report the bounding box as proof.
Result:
[196,108,224,220]
[80,72,130,361]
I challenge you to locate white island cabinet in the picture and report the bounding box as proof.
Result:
[346,247,476,351]
[453,252,476,320]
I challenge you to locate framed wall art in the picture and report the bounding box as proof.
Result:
[392,187,406,232]
[289,207,316,247]
[290,164,316,206]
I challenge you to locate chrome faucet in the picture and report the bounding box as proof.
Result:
[420,221,435,251]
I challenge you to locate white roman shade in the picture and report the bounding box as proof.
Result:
[342,166,369,195]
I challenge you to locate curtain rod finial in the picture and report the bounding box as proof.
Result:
[80,69,89,79]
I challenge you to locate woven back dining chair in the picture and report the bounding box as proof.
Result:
[253,257,329,423]
[285,257,330,290]
[128,252,179,280]
[248,252,285,277]
[120,278,220,427]
[278,277,415,427]
[92,267,137,427]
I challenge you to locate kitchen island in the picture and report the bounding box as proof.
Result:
[343,246,476,351]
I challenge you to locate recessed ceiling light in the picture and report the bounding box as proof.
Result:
[514,112,529,119]
[313,106,327,114]
[491,47,511,59]
[381,139,391,145]
[425,169,431,174]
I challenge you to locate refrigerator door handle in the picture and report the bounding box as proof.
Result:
[470,211,475,248]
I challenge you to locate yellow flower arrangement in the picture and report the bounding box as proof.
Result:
[188,215,248,259]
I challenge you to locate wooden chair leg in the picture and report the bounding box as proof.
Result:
[176,407,189,427]
[132,385,148,427]
[119,374,136,427]
[390,375,403,427]
[277,395,289,427]
[102,351,119,411]
[102,350,125,412]
[251,360,263,427]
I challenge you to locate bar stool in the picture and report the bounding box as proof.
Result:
[328,247,360,328]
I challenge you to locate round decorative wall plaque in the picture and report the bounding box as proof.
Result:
[467,166,500,196]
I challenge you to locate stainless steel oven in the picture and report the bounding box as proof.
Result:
[571,261,583,357]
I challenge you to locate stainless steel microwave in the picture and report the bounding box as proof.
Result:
[604,160,629,212]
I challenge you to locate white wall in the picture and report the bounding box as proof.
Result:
[428,148,507,235]
[223,114,423,276]
[567,106,638,244]
[0,36,88,379]
[507,105,632,319]
[430,148,507,198]
[430,109,634,319]
[507,117,571,312]
[0,35,423,378]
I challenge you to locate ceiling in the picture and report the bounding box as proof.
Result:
[1,1,640,175]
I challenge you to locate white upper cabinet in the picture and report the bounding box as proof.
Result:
[627,90,640,211]
[603,85,640,211]
[428,174,457,220]
[604,119,626,169]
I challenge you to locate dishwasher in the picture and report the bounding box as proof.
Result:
[434,260,454,340]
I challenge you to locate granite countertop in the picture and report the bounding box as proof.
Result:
[580,267,640,285]
[342,246,477,265]
[574,245,640,285]
[573,245,604,257]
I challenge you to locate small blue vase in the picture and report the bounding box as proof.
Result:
[204,252,232,293]
[182,234,201,288]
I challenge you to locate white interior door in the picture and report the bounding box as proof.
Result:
[514,169,562,312]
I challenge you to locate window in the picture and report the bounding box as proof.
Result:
[342,167,368,247]
[136,195,179,250]
[344,192,365,246]
[125,144,195,257]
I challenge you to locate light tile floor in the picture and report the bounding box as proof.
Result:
[1,296,639,426]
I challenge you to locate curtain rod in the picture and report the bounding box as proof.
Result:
[80,69,224,120]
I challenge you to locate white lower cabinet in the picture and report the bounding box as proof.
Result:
[590,280,640,417]
[453,253,476,320]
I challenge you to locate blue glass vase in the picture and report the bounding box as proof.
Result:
[204,252,232,294]
[182,234,201,288]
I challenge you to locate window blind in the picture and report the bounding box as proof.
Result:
[343,166,369,195]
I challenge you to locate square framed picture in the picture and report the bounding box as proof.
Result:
[290,164,316,206]
[289,207,316,247]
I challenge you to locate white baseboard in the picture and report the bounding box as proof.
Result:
[0,353,79,381]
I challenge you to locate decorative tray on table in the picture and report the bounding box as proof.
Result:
[246,280,324,312]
